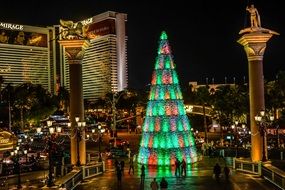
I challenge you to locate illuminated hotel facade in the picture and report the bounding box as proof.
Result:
[60,11,128,101]
[0,22,53,92]
[0,11,128,101]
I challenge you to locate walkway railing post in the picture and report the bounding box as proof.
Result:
[258,161,262,176]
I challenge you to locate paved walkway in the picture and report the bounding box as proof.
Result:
[76,157,278,190]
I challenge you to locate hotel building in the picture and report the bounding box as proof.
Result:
[60,11,128,101]
[0,22,53,92]
[0,11,128,101]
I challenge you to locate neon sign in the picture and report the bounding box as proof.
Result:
[0,22,24,31]
[81,18,93,26]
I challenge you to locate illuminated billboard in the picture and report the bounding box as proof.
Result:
[86,19,116,39]
[0,29,48,47]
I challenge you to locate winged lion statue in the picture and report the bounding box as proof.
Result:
[60,19,89,40]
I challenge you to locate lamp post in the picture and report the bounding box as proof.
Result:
[10,140,27,189]
[37,120,62,187]
[97,125,105,162]
[255,110,274,162]
[23,134,33,163]
[231,121,238,147]
[74,117,86,167]
[11,148,21,189]
[105,91,125,147]
[231,121,239,156]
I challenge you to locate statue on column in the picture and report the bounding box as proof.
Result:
[246,4,261,28]
[60,19,89,40]
[239,4,279,35]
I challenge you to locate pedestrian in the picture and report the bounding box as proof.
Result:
[160,177,168,190]
[116,164,122,186]
[213,163,221,182]
[120,160,125,175]
[224,165,230,181]
[181,159,186,176]
[128,156,134,175]
[140,164,145,186]
[175,158,181,177]
[115,159,119,168]
[150,177,159,190]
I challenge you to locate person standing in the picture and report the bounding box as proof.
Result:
[181,159,186,176]
[224,165,230,181]
[120,160,125,175]
[128,156,134,175]
[115,159,119,168]
[160,177,168,190]
[213,163,221,182]
[175,158,181,177]
[150,177,159,190]
[116,163,122,186]
[140,164,145,186]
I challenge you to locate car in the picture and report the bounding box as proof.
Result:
[106,147,128,159]
[109,138,129,147]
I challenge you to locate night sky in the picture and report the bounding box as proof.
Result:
[1,0,285,90]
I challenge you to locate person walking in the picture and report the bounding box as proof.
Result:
[120,160,125,175]
[128,156,134,175]
[213,163,221,182]
[224,165,230,181]
[115,159,119,168]
[150,177,159,190]
[140,164,145,186]
[160,177,168,190]
[116,163,122,186]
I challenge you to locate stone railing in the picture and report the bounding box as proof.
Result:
[233,158,261,175]
[233,158,285,190]
[82,162,105,179]
[59,161,105,190]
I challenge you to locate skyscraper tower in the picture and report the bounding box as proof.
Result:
[61,11,128,101]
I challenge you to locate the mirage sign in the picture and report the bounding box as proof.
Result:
[0,22,24,30]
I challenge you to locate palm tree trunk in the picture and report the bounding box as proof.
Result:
[20,107,24,131]
[203,103,208,143]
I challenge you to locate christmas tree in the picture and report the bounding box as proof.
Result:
[137,31,197,166]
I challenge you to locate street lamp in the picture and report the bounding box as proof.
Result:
[231,121,239,156]
[74,117,86,167]
[103,91,125,147]
[10,141,27,189]
[91,125,105,162]
[231,121,237,146]
[255,110,274,162]
[37,120,62,187]
[111,91,125,147]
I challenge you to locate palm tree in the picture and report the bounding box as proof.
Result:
[195,85,213,143]
[13,83,57,130]
[213,85,234,128]
[266,71,285,118]
[1,83,14,131]
[28,84,57,125]
[14,83,36,130]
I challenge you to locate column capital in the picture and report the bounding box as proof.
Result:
[237,32,274,61]
[58,40,90,63]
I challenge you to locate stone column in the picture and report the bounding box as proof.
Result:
[238,30,278,162]
[58,40,90,166]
